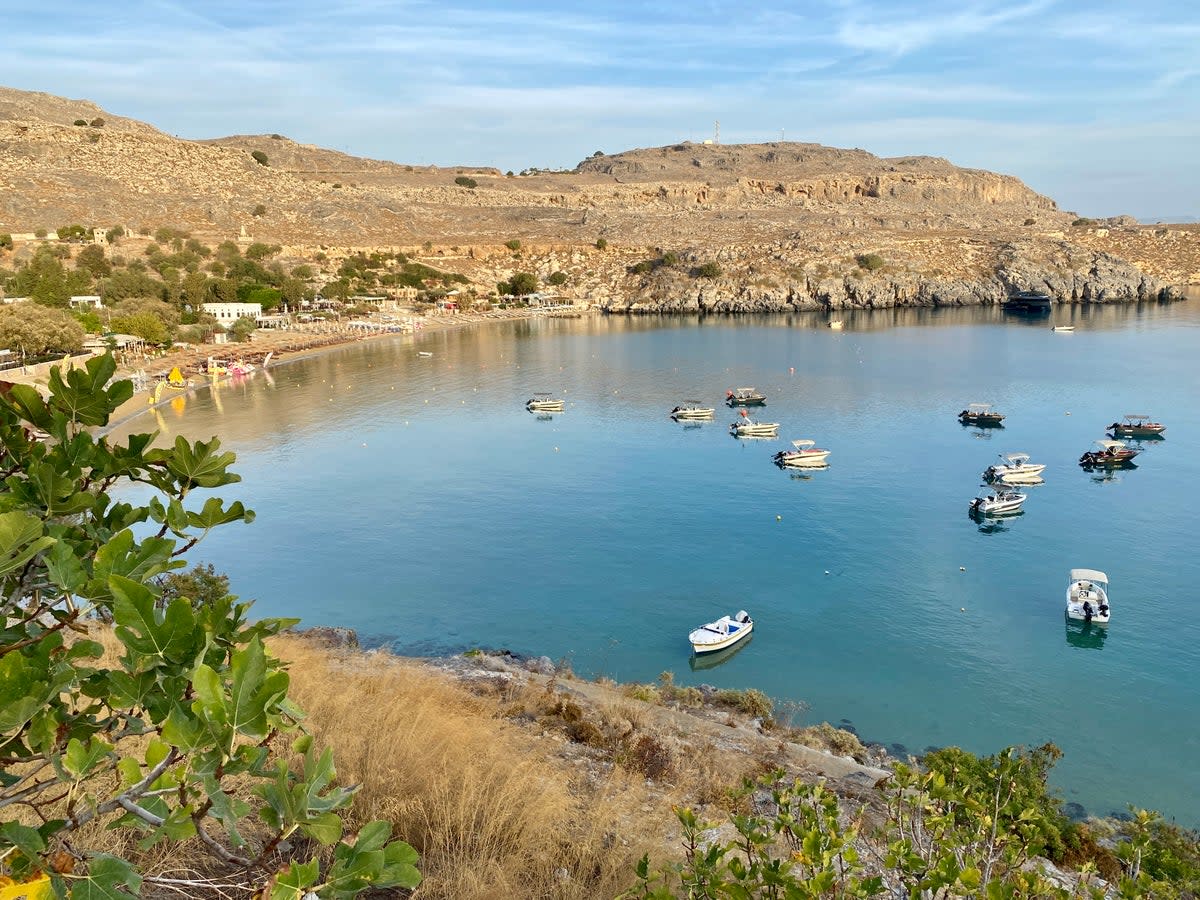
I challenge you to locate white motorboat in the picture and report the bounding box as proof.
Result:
[993,470,1045,486]
[828,320,844,330]
[968,484,1027,516]
[526,393,565,412]
[726,387,766,406]
[670,400,715,420]
[1066,569,1110,624]
[729,411,779,438]
[983,453,1046,482]
[1051,325,1075,333]
[689,610,753,654]
[773,439,831,467]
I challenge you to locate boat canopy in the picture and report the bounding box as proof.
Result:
[1095,439,1126,451]
[1002,453,1031,464]
[966,403,993,413]
[1070,568,1109,586]
[792,439,815,450]
[1122,414,1151,422]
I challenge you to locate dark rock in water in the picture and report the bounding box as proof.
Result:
[888,742,909,758]
[1063,802,1088,821]
[839,723,858,735]
[296,626,359,649]
[923,745,942,755]
[1109,809,1134,822]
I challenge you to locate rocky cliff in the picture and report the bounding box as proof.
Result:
[0,86,1193,308]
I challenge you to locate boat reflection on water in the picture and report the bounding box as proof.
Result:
[969,509,1023,534]
[1089,469,1130,485]
[787,464,829,481]
[966,426,999,440]
[688,634,753,671]
[1065,619,1108,651]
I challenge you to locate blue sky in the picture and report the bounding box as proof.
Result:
[6,0,1199,219]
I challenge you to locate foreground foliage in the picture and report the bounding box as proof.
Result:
[0,355,419,897]
[624,744,1196,898]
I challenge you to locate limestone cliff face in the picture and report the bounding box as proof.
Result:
[0,86,1192,305]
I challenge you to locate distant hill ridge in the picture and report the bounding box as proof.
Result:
[1,85,1196,308]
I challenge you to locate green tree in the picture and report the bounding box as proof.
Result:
[56,224,89,243]
[0,234,14,251]
[251,150,269,166]
[856,253,885,272]
[694,261,722,278]
[75,244,112,278]
[547,271,568,286]
[0,304,85,356]
[109,311,170,345]
[99,269,163,304]
[245,242,281,261]
[454,176,478,189]
[183,270,211,308]
[252,204,268,217]
[228,315,258,342]
[0,356,420,897]
[158,562,230,609]
[509,272,538,296]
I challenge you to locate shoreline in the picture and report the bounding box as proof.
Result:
[103,306,590,431]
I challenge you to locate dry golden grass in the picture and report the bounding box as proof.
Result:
[272,637,665,900]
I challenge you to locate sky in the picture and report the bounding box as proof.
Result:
[5,0,1199,220]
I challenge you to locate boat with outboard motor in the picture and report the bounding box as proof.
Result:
[689,610,754,654]
[1107,414,1166,438]
[983,453,1045,482]
[670,400,715,420]
[774,439,831,468]
[1051,325,1075,333]
[526,393,565,412]
[958,403,1005,426]
[726,387,766,406]
[1079,439,1139,469]
[969,484,1027,516]
[1066,569,1110,624]
[729,410,779,438]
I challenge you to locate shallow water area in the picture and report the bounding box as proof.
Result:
[111,301,1200,824]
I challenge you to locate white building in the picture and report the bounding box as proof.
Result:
[203,302,263,322]
[69,295,104,310]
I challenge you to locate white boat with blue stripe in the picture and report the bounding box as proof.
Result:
[689,610,754,654]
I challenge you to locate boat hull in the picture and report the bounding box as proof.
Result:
[1109,425,1165,437]
[775,451,830,467]
[727,397,766,406]
[690,621,753,654]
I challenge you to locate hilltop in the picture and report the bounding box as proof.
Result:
[1,86,1196,310]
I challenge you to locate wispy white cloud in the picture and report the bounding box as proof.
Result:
[832,1,1053,56]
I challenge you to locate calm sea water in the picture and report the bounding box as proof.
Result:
[112,301,1200,824]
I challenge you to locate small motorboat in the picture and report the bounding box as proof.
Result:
[689,610,753,654]
[1107,414,1166,438]
[828,320,844,330]
[958,403,1005,426]
[228,361,255,377]
[726,387,766,406]
[1079,439,1139,469]
[1051,325,1075,333]
[670,400,715,420]
[983,453,1045,482]
[774,439,831,468]
[729,410,779,438]
[417,351,434,358]
[526,393,565,412]
[1066,568,1110,624]
[969,484,1027,516]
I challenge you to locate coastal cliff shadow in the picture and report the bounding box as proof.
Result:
[689,634,753,671]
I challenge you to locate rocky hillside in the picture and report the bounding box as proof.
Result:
[0,86,1194,310]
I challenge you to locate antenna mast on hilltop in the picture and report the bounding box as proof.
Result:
[714,120,720,145]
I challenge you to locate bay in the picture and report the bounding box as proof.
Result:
[112,301,1200,824]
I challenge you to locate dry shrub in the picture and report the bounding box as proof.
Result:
[272,637,652,899]
[618,734,674,780]
[566,719,606,747]
[791,722,867,762]
[714,688,774,720]
[623,682,662,704]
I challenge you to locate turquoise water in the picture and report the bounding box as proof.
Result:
[113,302,1200,824]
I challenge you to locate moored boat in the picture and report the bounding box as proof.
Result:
[983,453,1045,482]
[1004,290,1053,311]
[1066,569,1110,624]
[526,393,565,412]
[726,387,766,406]
[1079,439,1139,469]
[165,366,190,390]
[969,484,1027,516]
[730,411,779,438]
[670,400,715,420]
[958,403,1005,426]
[1107,414,1166,438]
[774,439,831,467]
[1051,325,1075,333]
[828,320,844,330]
[689,610,753,654]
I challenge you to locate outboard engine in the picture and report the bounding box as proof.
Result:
[1099,604,1109,617]
[1083,601,1093,621]
[735,610,750,624]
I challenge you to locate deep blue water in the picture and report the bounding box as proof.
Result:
[113,302,1200,824]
